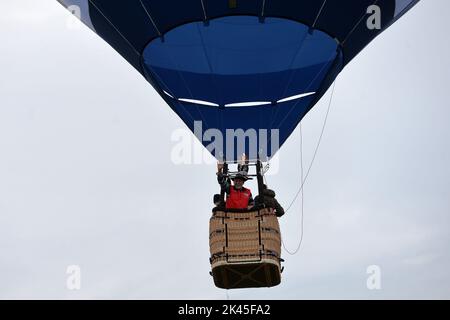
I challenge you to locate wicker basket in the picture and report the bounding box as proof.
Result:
[209,207,282,289]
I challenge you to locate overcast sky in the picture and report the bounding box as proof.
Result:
[0,0,449,299]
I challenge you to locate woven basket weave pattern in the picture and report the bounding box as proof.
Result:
[209,208,282,267]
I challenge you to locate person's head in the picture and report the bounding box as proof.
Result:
[233,177,245,189]
[232,172,249,189]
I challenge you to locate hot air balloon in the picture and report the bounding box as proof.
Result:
[57,0,419,289]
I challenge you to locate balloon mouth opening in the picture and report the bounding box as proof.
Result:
[162,90,317,108]
[142,15,339,108]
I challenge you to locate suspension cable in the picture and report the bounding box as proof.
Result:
[281,80,337,255]
[285,80,337,214]
[282,123,305,255]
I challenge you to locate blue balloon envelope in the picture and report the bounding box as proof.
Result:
[58,0,419,161]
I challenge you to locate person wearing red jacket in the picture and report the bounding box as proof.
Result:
[217,164,254,210]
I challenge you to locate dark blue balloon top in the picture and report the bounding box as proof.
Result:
[58,0,419,160]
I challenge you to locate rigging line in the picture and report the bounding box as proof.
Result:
[265,52,336,149]
[342,0,380,45]
[139,0,162,37]
[272,29,310,111]
[276,51,337,128]
[266,25,311,129]
[282,123,305,255]
[87,0,140,57]
[165,43,211,130]
[195,23,224,147]
[219,107,224,160]
[145,66,197,125]
[262,0,307,134]
[218,88,225,160]
[196,23,222,106]
[261,0,266,17]
[200,0,207,21]
[266,26,311,126]
[285,80,337,214]
[266,51,335,147]
[254,13,266,118]
[264,0,331,142]
[312,0,328,28]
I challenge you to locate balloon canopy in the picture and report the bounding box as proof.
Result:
[58,0,419,161]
